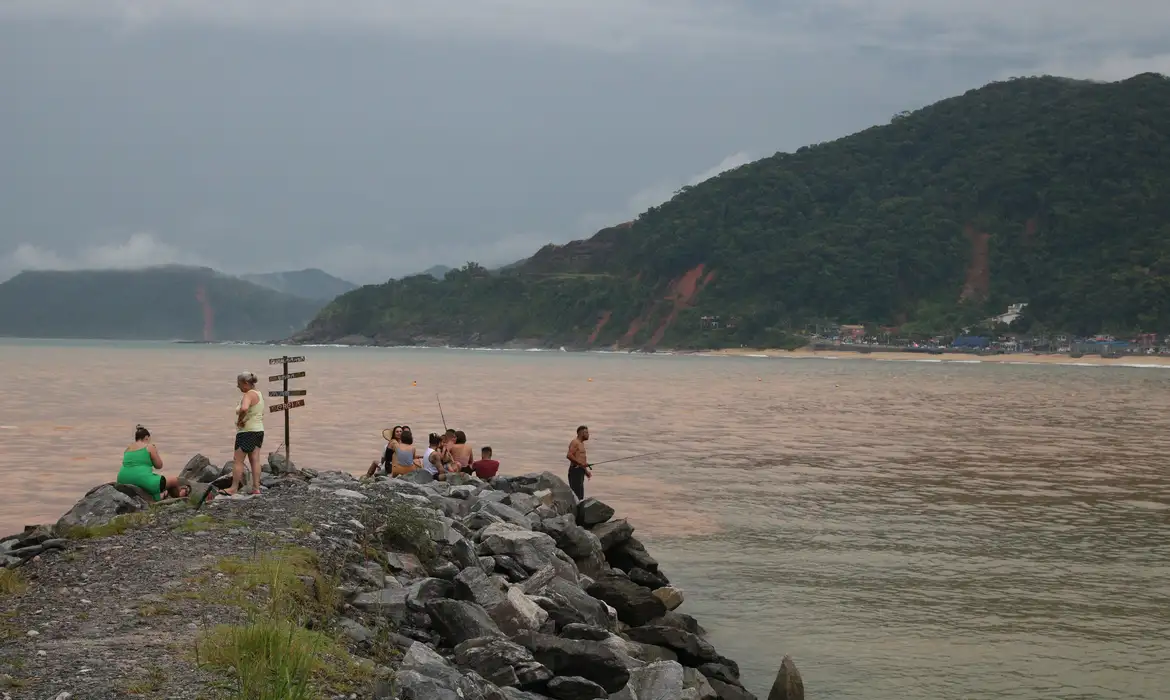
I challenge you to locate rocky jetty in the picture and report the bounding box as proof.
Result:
[0,453,803,699]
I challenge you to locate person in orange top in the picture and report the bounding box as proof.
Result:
[390,427,420,477]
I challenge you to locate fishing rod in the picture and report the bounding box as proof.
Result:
[436,393,448,432]
[588,451,660,467]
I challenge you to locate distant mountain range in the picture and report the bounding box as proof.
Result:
[0,265,326,341]
[241,268,358,300]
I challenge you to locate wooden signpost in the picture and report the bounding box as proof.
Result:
[268,355,306,464]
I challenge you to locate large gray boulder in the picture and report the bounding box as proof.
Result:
[405,578,455,611]
[513,631,631,693]
[534,472,578,516]
[607,536,662,576]
[480,530,562,572]
[627,660,686,700]
[647,611,708,638]
[577,498,614,526]
[767,656,804,700]
[471,500,532,529]
[585,573,667,627]
[55,483,149,532]
[454,567,509,609]
[490,586,549,636]
[353,586,409,624]
[454,637,552,689]
[683,667,720,700]
[624,626,731,669]
[708,678,758,700]
[426,599,504,646]
[537,577,613,631]
[401,641,463,685]
[178,453,220,483]
[590,519,634,551]
[542,515,603,560]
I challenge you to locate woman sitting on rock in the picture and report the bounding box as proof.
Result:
[366,425,402,477]
[390,427,420,477]
[117,424,186,500]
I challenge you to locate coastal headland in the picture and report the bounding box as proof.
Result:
[0,453,803,700]
[704,347,1170,367]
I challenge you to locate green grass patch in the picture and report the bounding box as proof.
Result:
[195,548,369,699]
[123,665,167,695]
[214,548,339,619]
[175,514,217,533]
[65,511,153,539]
[0,569,28,596]
[370,500,439,562]
[175,515,250,534]
[197,617,370,700]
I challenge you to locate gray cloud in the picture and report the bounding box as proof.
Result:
[0,2,1166,285]
[4,0,1168,56]
[0,233,215,279]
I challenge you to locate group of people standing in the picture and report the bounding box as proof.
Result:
[366,426,501,481]
[116,370,599,504]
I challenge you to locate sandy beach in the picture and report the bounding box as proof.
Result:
[705,346,1170,367]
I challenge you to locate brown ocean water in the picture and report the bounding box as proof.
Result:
[1,339,1168,698]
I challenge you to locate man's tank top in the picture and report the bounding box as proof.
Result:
[238,390,264,433]
[422,447,438,474]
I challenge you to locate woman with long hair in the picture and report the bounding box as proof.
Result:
[366,425,402,477]
[390,427,420,477]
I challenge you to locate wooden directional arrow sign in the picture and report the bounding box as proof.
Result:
[269,399,305,413]
[269,355,305,365]
[269,389,307,397]
[269,371,306,382]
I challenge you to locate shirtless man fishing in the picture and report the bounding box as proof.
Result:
[566,425,592,500]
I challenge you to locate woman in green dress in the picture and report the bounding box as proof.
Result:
[116,425,185,500]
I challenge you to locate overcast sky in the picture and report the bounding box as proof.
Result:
[1,1,1167,284]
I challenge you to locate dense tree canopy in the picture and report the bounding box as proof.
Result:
[300,73,1170,348]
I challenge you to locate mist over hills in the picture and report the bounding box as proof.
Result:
[0,265,324,341]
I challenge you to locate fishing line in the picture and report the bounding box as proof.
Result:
[588,451,660,467]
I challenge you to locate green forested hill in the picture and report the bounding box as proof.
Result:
[0,266,324,341]
[297,72,1170,349]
